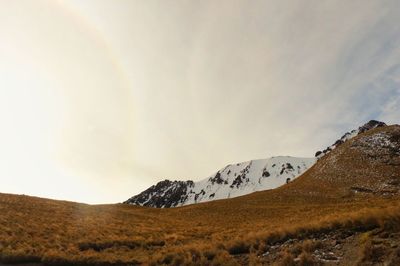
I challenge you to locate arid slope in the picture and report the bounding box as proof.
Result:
[0,125,399,265]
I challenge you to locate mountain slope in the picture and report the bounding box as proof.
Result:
[279,124,400,200]
[125,120,387,208]
[315,120,386,158]
[0,125,399,265]
[124,156,316,207]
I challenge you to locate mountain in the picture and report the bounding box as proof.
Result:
[125,120,388,208]
[315,120,386,158]
[1,124,400,265]
[303,123,400,196]
[124,156,316,207]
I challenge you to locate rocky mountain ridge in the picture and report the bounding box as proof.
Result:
[124,157,315,208]
[125,120,389,208]
[315,120,386,158]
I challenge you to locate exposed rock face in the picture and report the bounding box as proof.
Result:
[315,120,387,158]
[209,172,225,185]
[125,157,316,208]
[124,180,194,208]
[358,120,387,133]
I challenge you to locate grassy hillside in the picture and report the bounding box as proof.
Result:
[0,125,399,265]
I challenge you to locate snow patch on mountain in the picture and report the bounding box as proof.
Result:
[124,156,316,208]
[125,120,389,208]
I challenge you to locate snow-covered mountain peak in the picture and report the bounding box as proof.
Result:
[124,156,315,208]
[125,120,388,208]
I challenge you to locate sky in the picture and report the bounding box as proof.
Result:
[0,0,399,204]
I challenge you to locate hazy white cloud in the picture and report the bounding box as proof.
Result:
[377,69,400,125]
[1,0,400,203]
[380,93,400,124]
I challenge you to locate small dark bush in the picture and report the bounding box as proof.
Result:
[227,241,250,255]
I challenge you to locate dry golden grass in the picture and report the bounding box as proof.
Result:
[0,125,399,265]
[1,192,399,265]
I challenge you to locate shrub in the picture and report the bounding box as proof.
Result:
[227,240,250,255]
[203,250,217,261]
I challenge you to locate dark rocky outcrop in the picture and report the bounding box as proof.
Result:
[262,169,271,177]
[358,120,386,133]
[209,172,224,185]
[123,179,194,208]
[280,163,294,175]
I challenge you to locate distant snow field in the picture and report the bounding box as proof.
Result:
[126,120,388,208]
[126,156,316,208]
[184,156,316,205]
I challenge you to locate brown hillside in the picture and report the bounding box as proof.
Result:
[276,124,400,198]
[0,125,399,265]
